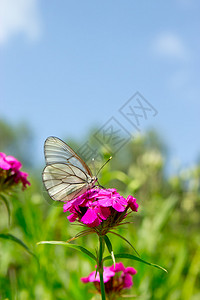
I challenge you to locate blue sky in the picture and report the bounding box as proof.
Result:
[1,0,200,171]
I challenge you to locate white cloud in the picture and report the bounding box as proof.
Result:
[0,0,42,45]
[152,32,188,60]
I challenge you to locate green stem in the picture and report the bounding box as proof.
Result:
[99,236,106,300]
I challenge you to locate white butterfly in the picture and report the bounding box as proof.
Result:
[42,136,98,202]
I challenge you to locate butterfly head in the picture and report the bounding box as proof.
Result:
[88,175,98,187]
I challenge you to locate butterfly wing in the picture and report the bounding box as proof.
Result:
[43,163,90,201]
[44,136,92,175]
[42,136,95,202]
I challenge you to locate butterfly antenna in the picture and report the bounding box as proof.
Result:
[96,156,112,176]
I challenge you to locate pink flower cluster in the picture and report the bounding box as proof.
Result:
[63,188,138,232]
[0,152,30,189]
[81,262,137,294]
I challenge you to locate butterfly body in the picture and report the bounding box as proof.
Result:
[42,136,97,202]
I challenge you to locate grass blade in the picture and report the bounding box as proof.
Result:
[37,240,97,261]
[103,253,167,273]
[0,194,11,225]
[0,233,38,262]
[103,235,115,267]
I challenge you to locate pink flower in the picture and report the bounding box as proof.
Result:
[14,171,30,188]
[81,262,137,295]
[97,189,127,212]
[6,155,22,171]
[0,152,11,170]
[110,262,137,288]
[63,188,139,233]
[81,266,115,283]
[81,204,111,227]
[0,152,30,190]
[127,195,139,212]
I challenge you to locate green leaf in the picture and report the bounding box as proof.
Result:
[0,233,38,263]
[103,235,112,253]
[103,253,168,273]
[37,241,97,262]
[0,194,11,225]
[103,235,115,267]
[108,231,140,257]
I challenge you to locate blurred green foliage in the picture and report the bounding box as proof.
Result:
[0,119,34,168]
[0,120,200,299]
